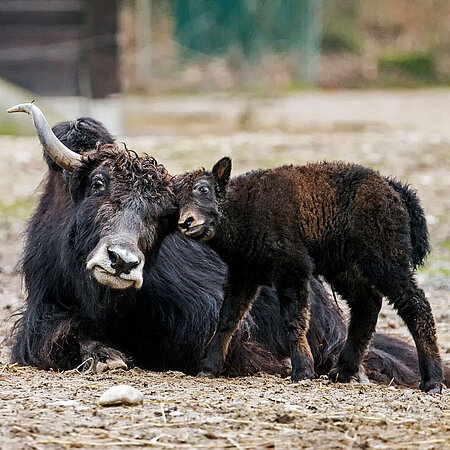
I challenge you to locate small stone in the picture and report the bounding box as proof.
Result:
[98,384,143,406]
[49,400,80,408]
[76,406,90,412]
[403,389,414,399]
[275,413,295,424]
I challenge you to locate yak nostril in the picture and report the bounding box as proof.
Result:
[108,249,118,265]
[119,260,139,275]
[107,248,140,276]
[179,216,194,230]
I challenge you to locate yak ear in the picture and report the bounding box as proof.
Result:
[69,171,87,204]
[212,157,231,189]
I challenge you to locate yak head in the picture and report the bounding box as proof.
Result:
[8,103,177,291]
[176,157,231,242]
[77,146,176,290]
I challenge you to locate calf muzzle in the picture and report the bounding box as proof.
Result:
[178,212,204,235]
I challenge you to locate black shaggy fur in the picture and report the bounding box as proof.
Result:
[387,179,430,268]
[176,157,443,392]
[46,117,114,171]
[10,118,447,390]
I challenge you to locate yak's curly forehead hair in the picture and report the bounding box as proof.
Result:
[173,168,209,199]
[81,144,173,200]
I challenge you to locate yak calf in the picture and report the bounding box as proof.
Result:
[176,157,443,393]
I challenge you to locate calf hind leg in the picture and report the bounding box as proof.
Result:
[375,274,443,393]
[328,271,383,383]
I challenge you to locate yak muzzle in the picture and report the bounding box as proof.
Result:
[87,238,144,290]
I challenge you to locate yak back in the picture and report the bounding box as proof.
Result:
[225,162,404,243]
[46,118,114,171]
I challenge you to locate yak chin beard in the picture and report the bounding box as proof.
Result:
[89,266,143,290]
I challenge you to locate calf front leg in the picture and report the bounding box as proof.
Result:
[199,272,259,377]
[277,279,314,382]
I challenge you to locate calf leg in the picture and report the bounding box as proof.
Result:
[277,279,314,382]
[372,273,442,393]
[199,271,259,377]
[328,270,382,383]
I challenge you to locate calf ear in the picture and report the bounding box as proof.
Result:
[212,157,231,190]
[161,205,180,234]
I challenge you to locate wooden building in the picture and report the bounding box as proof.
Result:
[0,0,120,98]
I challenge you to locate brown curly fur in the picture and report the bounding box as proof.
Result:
[176,158,443,392]
[82,144,174,201]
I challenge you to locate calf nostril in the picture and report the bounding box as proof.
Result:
[179,216,194,229]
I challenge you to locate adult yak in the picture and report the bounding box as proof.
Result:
[8,103,443,387]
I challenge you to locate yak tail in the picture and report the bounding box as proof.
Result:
[365,333,450,388]
[388,179,430,269]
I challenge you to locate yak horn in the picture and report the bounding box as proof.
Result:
[7,102,82,171]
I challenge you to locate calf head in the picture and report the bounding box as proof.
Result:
[176,157,231,241]
[8,103,176,292]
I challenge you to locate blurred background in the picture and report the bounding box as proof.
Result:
[0,0,449,135]
[1,0,450,94]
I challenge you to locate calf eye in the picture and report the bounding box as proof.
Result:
[198,186,209,194]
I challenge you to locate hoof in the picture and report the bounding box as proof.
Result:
[79,340,132,374]
[355,369,370,385]
[420,380,442,394]
[291,367,315,383]
[95,356,128,374]
[328,365,355,383]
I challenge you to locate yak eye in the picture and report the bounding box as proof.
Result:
[198,185,209,194]
[91,176,105,194]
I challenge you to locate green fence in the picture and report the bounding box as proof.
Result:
[174,0,321,83]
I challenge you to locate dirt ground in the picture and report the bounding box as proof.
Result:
[0,90,449,449]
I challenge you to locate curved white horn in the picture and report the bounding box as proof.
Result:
[7,102,82,171]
